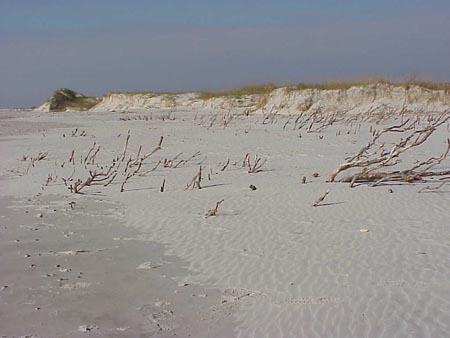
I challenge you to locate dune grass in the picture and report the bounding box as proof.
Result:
[49,88,99,111]
[286,80,450,92]
[197,83,279,100]
[196,80,450,100]
[107,80,450,101]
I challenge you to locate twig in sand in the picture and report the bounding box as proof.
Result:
[121,130,130,162]
[142,136,164,160]
[220,158,230,171]
[185,166,202,190]
[246,154,267,173]
[120,158,144,192]
[26,151,48,173]
[84,142,97,164]
[70,165,118,193]
[312,190,330,207]
[87,144,101,165]
[69,150,75,164]
[205,199,224,217]
[418,182,447,193]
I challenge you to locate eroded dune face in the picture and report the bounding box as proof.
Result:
[87,84,450,118]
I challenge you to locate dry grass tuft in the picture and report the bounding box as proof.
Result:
[198,83,278,100]
[286,79,450,92]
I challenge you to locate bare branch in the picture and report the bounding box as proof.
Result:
[205,199,224,217]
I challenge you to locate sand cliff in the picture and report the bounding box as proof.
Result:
[89,84,450,118]
[36,84,450,118]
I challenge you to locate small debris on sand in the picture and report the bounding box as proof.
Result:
[78,324,98,332]
[137,261,162,270]
[57,250,90,256]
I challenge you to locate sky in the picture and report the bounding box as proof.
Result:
[1,1,450,107]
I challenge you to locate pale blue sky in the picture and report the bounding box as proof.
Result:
[1,1,450,107]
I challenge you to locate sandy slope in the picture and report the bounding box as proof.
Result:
[1,108,449,337]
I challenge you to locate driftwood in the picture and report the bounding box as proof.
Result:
[84,142,97,164]
[312,190,330,207]
[163,152,183,168]
[307,112,343,133]
[205,199,224,217]
[87,144,101,165]
[66,134,163,193]
[120,158,143,192]
[142,136,164,160]
[245,153,267,173]
[161,150,200,169]
[120,137,163,191]
[26,152,49,173]
[220,158,230,171]
[69,150,75,164]
[121,131,130,162]
[326,114,450,186]
[70,164,118,193]
[418,182,447,193]
[185,166,202,190]
[32,152,48,165]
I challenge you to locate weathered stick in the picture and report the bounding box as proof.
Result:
[205,199,224,217]
[185,166,202,190]
[121,130,130,162]
[312,190,330,207]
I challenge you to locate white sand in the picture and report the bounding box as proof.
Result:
[1,106,449,337]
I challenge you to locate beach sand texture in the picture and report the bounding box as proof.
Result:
[1,104,449,337]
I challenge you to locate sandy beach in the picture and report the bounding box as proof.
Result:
[1,101,449,337]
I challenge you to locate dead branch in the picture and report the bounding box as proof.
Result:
[418,182,447,193]
[70,166,117,194]
[120,158,144,192]
[150,159,162,171]
[246,154,267,173]
[69,150,75,164]
[33,152,48,164]
[67,157,118,193]
[220,158,230,171]
[84,142,97,164]
[205,199,224,217]
[312,190,330,207]
[121,130,130,162]
[185,166,202,190]
[142,136,164,160]
[27,151,48,173]
[326,114,450,184]
[163,152,183,168]
[282,118,291,130]
[242,153,250,168]
[134,145,142,163]
[87,144,101,165]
